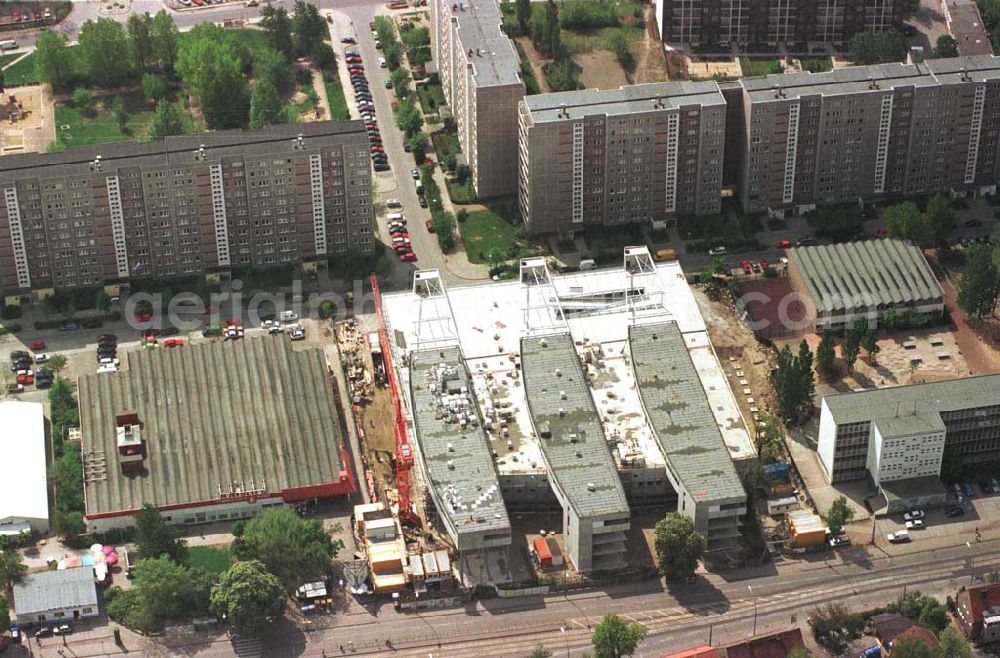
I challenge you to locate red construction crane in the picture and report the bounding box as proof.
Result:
[370,275,417,524]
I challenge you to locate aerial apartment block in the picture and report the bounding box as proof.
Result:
[0,121,374,297]
[654,0,900,45]
[817,375,1000,511]
[430,0,525,199]
[517,82,727,236]
[739,56,1000,216]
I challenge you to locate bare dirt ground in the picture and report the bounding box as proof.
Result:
[941,278,1000,376]
[311,67,332,121]
[632,6,669,84]
[516,37,553,93]
[1,84,55,154]
[574,49,629,89]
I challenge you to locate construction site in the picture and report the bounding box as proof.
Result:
[333,247,763,595]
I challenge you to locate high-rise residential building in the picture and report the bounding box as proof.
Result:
[654,0,899,46]
[430,0,525,199]
[517,82,727,237]
[0,122,374,296]
[738,55,1000,216]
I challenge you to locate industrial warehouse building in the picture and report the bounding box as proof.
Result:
[381,249,752,580]
[817,375,1000,510]
[0,121,374,298]
[0,400,49,536]
[786,239,944,332]
[78,337,355,532]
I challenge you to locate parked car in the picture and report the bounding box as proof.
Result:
[946,506,965,518]
[33,627,53,639]
[796,237,815,246]
[341,36,357,44]
[418,195,427,208]
[425,218,435,232]
[708,246,727,256]
[964,219,984,228]
[379,57,387,68]
[29,340,45,351]
[905,519,925,530]
[775,239,792,249]
[903,509,924,522]
[7,383,23,394]
[374,163,390,172]
[34,353,49,364]
[386,198,402,208]
[385,79,392,89]
[53,624,73,636]
[399,251,417,262]
[964,483,976,498]
[162,338,184,348]
[829,535,851,547]
[886,530,910,543]
[411,168,420,179]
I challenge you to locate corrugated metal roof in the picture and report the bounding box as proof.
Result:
[78,337,346,517]
[12,567,97,616]
[789,240,943,314]
[520,334,630,519]
[409,347,511,538]
[824,374,1000,425]
[629,322,746,504]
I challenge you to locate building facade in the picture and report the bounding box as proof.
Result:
[654,0,899,46]
[517,82,726,236]
[739,56,1000,216]
[956,583,1000,644]
[0,122,374,296]
[817,375,1000,485]
[430,0,525,199]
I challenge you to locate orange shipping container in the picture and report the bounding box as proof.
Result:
[533,537,552,566]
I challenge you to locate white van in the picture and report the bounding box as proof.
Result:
[579,259,596,271]
[386,212,404,222]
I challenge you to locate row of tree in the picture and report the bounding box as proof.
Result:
[884,195,954,248]
[958,243,1000,319]
[774,340,815,422]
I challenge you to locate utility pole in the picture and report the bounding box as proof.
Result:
[749,585,758,637]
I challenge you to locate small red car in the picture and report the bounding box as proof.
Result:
[399,251,417,262]
[425,219,435,233]
[16,373,33,385]
[136,311,153,322]
[740,260,751,274]
[775,239,792,249]
[759,259,769,270]
[141,328,161,338]
[162,338,184,348]
[30,340,45,351]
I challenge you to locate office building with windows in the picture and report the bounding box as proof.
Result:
[430,0,525,199]
[739,56,1000,216]
[517,82,727,236]
[0,121,374,297]
[654,0,900,46]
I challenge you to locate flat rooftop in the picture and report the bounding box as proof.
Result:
[823,374,1000,425]
[408,346,511,538]
[449,0,522,88]
[521,334,630,519]
[944,0,995,57]
[741,55,1000,102]
[524,81,725,123]
[0,120,366,177]
[789,239,943,314]
[0,401,48,529]
[78,337,348,517]
[629,322,746,504]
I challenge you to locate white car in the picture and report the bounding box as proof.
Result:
[708,246,728,256]
[386,198,402,208]
[279,310,298,323]
[903,509,924,522]
[97,363,118,374]
[887,530,910,543]
[905,519,925,530]
[261,320,284,334]
[379,57,387,68]
[34,354,49,364]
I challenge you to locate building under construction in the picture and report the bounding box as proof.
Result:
[378,247,754,584]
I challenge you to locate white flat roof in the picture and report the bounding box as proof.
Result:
[0,401,49,528]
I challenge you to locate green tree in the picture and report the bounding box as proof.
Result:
[958,244,1000,318]
[817,332,836,378]
[591,613,647,658]
[260,5,295,59]
[135,503,187,563]
[112,556,212,633]
[249,80,285,129]
[938,625,972,658]
[862,328,880,365]
[774,341,815,421]
[176,27,250,128]
[127,12,154,73]
[210,560,285,636]
[891,635,938,658]
[51,445,83,514]
[71,87,93,109]
[149,100,185,139]
[924,194,955,246]
[253,47,293,94]
[79,18,134,87]
[917,597,949,633]
[395,98,424,137]
[847,31,909,65]
[528,646,554,658]
[34,30,75,91]
[150,10,179,74]
[823,495,855,535]
[653,512,706,579]
[407,132,429,161]
[390,66,411,95]
[112,94,127,132]
[233,508,342,590]
[49,378,79,452]
[52,509,86,538]
[884,201,929,245]
[292,0,327,57]
[841,319,865,373]
[935,34,960,57]
[0,549,27,587]
[755,414,786,463]
[516,0,532,35]
[786,648,811,658]
[0,594,9,633]
[142,72,169,102]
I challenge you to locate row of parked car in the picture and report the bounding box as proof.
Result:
[345,46,389,173]
[7,348,54,392]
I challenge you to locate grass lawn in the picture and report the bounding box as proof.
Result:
[740,57,783,77]
[513,40,542,95]
[0,52,23,69]
[447,178,476,205]
[187,545,233,578]
[55,92,200,148]
[324,78,349,121]
[2,46,85,87]
[286,76,319,123]
[416,81,446,115]
[460,209,540,263]
[431,131,459,162]
[562,25,643,54]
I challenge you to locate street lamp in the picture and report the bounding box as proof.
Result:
[749,585,758,637]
